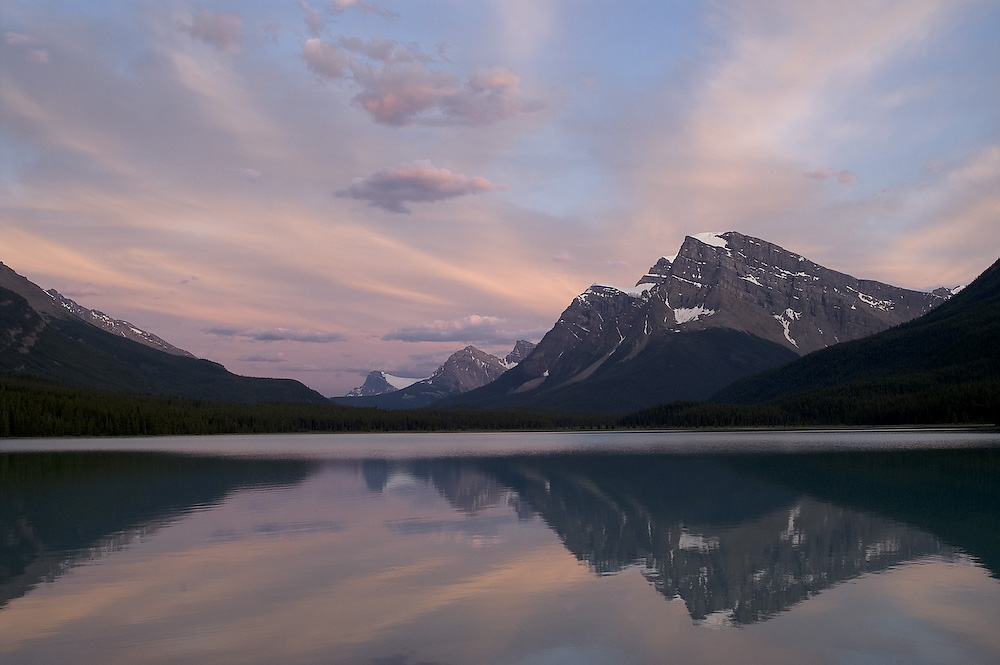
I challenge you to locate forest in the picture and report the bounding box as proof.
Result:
[3,373,995,438]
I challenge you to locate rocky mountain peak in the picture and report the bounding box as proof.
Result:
[345,371,398,397]
[447,230,958,413]
[429,345,509,393]
[505,339,536,366]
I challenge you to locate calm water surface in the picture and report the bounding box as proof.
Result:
[2,430,999,664]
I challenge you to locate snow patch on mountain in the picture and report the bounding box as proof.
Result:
[692,232,729,249]
[385,373,423,390]
[773,309,802,347]
[846,286,894,311]
[674,305,716,324]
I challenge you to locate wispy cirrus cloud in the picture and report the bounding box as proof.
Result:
[383,315,545,345]
[337,161,494,213]
[803,167,855,185]
[207,326,346,343]
[4,31,48,64]
[330,0,397,20]
[177,12,244,53]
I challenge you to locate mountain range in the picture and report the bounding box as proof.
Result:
[335,340,536,409]
[0,262,326,403]
[4,226,988,421]
[443,232,955,413]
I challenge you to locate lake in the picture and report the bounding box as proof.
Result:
[2,430,999,664]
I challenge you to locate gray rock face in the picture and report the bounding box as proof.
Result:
[633,231,946,353]
[520,231,948,385]
[504,340,536,366]
[426,345,510,394]
[345,371,399,397]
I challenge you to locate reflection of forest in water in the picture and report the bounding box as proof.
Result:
[0,452,317,608]
[2,447,997,625]
[371,449,1000,624]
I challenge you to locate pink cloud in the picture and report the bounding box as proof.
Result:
[803,167,855,185]
[302,38,350,80]
[353,63,539,127]
[300,37,540,126]
[298,2,325,37]
[337,160,493,213]
[178,12,244,53]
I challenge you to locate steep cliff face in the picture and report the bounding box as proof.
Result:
[636,231,945,353]
[345,371,400,397]
[445,232,952,412]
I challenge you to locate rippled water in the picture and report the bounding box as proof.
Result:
[2,430,999,664]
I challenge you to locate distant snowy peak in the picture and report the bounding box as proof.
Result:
[345,370,417,397]
[344,340,532,398]
[44,289,195,358]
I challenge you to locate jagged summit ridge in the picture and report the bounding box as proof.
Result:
[576,231,948,354]
[445,231,956,412]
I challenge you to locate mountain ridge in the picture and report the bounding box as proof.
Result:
[0,261,327,403]
[442,232,954,413]
[336,340,536,409]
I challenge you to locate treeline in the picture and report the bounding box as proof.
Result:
[623,375,1000,429]
[0,375,613,437]
[4,372,996,439]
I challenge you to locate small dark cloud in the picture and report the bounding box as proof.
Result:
[207,326,346,343]
[178,12,244,53]
[803,167,855,185]
[237,352,288,362]
[383,315,546,345]
[337,160,492,213]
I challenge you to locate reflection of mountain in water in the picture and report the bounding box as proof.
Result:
[0,452,316,608]
[395,452,998,625]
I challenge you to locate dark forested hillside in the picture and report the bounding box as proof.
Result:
[0,271,326,403]
[711,258,999,404]
[622,259,1000,427]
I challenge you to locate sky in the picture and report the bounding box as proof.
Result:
[2,0,999,396]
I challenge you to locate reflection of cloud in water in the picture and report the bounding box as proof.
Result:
[384,514,520,548]
[510,645,627,665]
